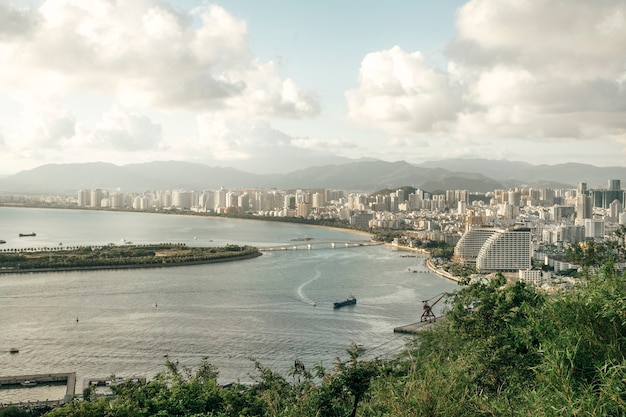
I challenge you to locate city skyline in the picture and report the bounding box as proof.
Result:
[1,0,626,176]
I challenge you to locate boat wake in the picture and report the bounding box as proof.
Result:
[297,269,321,306]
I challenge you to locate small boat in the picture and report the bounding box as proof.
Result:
[0,240,6,244]
[19,233,36,237]
[334,295,357,309]
[9,348,19,354]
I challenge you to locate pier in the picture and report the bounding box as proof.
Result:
[0,372,75,410]
[258,240,381,252]
[393,318,442,334]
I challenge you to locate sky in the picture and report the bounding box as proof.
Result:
[1,0,625,176]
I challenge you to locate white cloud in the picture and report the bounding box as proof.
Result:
[347,0,626,145]
[0,2,39,39]
[196,114,292,161]
[346,46,461,135]
[192,115,349,173]
[0,0,319,117]
[81,105,163,151]
[15,101,76,149]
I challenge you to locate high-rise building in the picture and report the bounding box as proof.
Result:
[90,189,103,208]
[556,224,585,244]
[508,190,521,206]
[172,190,193,210]
[592,188,624,209]
[214,188,226,211]
[584,219,605,239]
[476,228,531,272]
[608,179,621,190]
[77,189,91,207]
[238,193,250,211]
[609,199,623,220]
[576,195,592,220]
[297,202,311,218]
[311,192,325,209]
[284,194,296,210]
[454,227,497,266]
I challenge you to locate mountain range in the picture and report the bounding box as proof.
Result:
[0,159,623,195]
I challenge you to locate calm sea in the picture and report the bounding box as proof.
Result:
[0,207,458,403]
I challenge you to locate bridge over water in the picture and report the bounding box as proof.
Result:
[258,240,382,252]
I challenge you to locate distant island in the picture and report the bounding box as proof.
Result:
[0,243,260,274]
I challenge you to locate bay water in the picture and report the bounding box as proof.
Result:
[0,207,458,402]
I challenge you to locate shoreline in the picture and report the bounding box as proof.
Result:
[390,244,460,283]
[0,205,374,240]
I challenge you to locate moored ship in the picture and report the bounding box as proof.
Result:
[333,295,356,309]
[19,232,36,237]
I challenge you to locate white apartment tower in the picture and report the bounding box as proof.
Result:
[476,228,531,272]
[584,218,605,239]
[454,227,497,266]
[576,194,593,220]
[77,189,91,207]
[609,199,623,220]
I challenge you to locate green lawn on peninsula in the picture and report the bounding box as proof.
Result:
[0,243,259,272]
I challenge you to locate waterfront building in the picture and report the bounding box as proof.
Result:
[172,190,193,210]
[476,228,531,272]
[453,227,497,266]
[284,194,296,210]
[297,201,311,218]
[158,191,172,208]
[77,189,91,207]
[90,189,104,208]
[238,193,250,211]
[311,192,324,209]
[350,211,374,228]
[109,192,123,209]
[225,191,238,209]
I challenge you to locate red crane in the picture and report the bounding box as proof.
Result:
[420,293,446,322]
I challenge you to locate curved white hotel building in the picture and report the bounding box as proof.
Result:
[453,227,497,266]
[455,227,531,272]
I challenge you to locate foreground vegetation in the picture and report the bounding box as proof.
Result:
[0,243,259,272]
[3,240,626,416]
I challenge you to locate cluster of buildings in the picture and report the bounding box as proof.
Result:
[4,177,624,284]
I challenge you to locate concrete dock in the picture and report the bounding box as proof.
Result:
[393,318,442,334]
[0,372,76,409]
